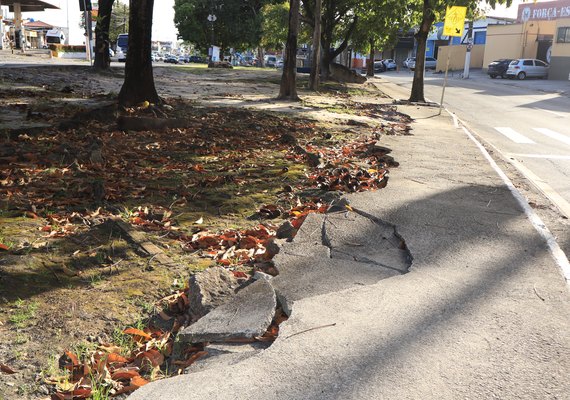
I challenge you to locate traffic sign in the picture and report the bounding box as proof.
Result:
[443,6,466,37]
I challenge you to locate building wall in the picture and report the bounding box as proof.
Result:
[550,17,570,79]
[435,44,485,71]
[482,21,556,69]
[483,24,525,68]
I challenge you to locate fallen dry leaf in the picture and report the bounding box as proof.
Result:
[1,363,16,374]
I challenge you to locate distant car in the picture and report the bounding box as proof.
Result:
[164,54,179,64]
[276,59,284,68]
[189,55,206,63]
[265,55,278,67]
[403,57,415,68]
[408,57,437,71]
[505,58,549,80]
[361,61,386,75]
[382,59,397,70]
[487,59,513,79]
[114,48,126,62]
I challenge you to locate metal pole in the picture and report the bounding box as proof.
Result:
[438,41,452,115]
[463,20,473,79]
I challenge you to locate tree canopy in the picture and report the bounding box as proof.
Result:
[174,0,269,52]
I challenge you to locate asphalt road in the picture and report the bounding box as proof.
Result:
[382,69,570,219]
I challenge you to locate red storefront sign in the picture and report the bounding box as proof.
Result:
[517,0,570,22]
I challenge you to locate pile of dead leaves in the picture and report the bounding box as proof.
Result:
[46,296,288,399]
[47,328,167,399]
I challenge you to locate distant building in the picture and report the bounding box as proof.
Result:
[483,0,570,79]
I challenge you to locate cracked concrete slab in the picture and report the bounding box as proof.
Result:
[185,343,270,374]
[324,210,411,273]
[271,212,410,315]
[178,279,276,343]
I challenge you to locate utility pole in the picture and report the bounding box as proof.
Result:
[463,20,473,79]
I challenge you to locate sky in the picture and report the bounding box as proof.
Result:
[4,0,179,45]
[3,0,528,46]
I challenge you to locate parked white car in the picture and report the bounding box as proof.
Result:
[382,59,397,70]
[403,57,415,68]
[505,58,549,80]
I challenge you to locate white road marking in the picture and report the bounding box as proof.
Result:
[533,107,567,118]
[533,128,570,147]
[460,123,570,286]
[494,127,535,144]
[509,153,570,160]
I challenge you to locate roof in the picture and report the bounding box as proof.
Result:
[3,0,59,12]
[23,20,53,29]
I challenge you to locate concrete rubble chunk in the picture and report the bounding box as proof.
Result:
[178,279,276,344]
[187,267,239,322]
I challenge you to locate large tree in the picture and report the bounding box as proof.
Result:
[409,0,511,102]
[277,0,300,100]
[308,0,322,90]
[93,0,115,71]
[118,0,159,107]
[302,0,360,79]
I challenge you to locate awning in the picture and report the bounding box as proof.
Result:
[2,0,60,12]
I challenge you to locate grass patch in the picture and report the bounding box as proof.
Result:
[9,299,39,328]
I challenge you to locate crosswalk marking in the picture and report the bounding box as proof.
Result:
[533,128,570,147]
[509,153,570,160]
[494,127,535,144]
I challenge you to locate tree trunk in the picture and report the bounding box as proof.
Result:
[257,47,265,67]
[308,0,322,90]
[409,0,435,103]
[366,38,374,77]
[93,0,115,71]
[277,0,300,101]
[118,0,159,107]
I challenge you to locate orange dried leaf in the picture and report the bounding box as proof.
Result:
[123,327,152,340]
[136,349,164,368]
[0,363,16,374]
[106,353,129,364]
[130,375,149,388]
[197,235,220,249]
[111,368,140,381]
[0,243,9,251]
[239,236,258,250]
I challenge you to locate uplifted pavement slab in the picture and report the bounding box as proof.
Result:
[177,279,276,343]
[272,212,411,315]
[130,81,570,400]
[185,342,271,374]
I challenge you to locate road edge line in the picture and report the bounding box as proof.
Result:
[447,110,570,287]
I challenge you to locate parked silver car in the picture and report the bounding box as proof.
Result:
[505,59,549,80]
[408,57,437,71]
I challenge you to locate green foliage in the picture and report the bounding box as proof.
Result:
[260,2,289,50]
[109,0,129,42]
[174,0,268,52]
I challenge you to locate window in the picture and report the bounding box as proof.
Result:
[535,60,548,67]
[557,27,570,43]
[474,31,486,45]
[523,60,533,66]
